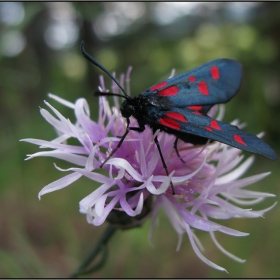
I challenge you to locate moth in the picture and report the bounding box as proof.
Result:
[81,41,277,194]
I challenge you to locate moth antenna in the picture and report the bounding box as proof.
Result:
[94,91,126,98]
[81,41,129,99]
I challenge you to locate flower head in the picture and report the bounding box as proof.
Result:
[21,67,276,272]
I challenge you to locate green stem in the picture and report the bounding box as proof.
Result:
[69,224,117,278]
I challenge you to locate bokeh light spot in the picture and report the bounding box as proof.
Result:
[44,22,79,50]
[0,2,25,26]
[233,25,257,51]
[0,30,26,57]
[96,48,118,71]
[61,53,87,81]
[196,24,221,49]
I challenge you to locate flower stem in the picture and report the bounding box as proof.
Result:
[69,224,117,278]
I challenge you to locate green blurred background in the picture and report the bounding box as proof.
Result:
[1,2,280,277]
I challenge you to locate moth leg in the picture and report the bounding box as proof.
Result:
[174,137,185,163]
[117,126,143,138]
[153,132,175,195]
[100,118,144,168]
[100,128,129,168]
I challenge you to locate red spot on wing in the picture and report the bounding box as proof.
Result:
[188,105,202,111]
[193,111,202,115]
[198,81,209,95]
[205,126,213,132]
[157,85,179,96]
[234,134,247,146]
[159,117,180,130]
[150,81,168,91]
[165,112,188,123]
[189,75,196,82]
[210,120,221,130]
[210,66,220,79]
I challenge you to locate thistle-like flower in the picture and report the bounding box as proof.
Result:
[21,68,276,272]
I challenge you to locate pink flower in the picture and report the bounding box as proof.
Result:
[21,68,276,272]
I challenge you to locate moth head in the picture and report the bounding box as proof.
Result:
[120,100,134,118]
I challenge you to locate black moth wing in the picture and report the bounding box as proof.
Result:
[143,59,242,107]
[157,107,277,160]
